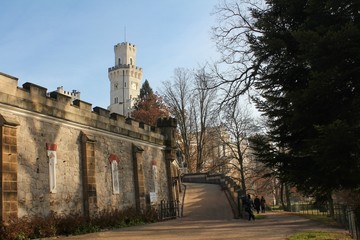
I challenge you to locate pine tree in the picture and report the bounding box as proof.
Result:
[139,79,153,99]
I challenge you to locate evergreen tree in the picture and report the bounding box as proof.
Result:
[214,0,360,201]
[139,79,153,99]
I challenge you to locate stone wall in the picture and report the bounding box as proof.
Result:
[0,72,178,222]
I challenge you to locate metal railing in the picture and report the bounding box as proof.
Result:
[290,202,360,239]
[333,204,360,240]
[159,200,180,221]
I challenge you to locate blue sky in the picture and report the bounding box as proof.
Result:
[1,0,220,109]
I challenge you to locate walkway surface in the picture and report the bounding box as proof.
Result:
[58,183,348,240]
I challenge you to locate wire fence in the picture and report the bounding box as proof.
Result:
[290,202,360,239]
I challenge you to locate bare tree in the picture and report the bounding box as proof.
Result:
[162,66,219,173]
[211,0,266,105]
[192,67,218,172]
[161,68,195,171]
[216,101,258,193]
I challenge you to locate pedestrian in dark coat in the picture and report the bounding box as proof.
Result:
[254,196,261,214]
[261,196,266,213]
[243,194,255,221]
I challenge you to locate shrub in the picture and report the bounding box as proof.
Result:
[0,207,160,239]
[90,207,159,229]
[0,216,33,240]
[56,212,88,236]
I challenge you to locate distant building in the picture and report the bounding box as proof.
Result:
[108,42,142,117]
[51,86,80,102]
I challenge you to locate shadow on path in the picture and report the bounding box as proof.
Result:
[58,183,348,240]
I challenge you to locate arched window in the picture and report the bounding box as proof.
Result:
[118,58,121,65]
[130,58,133,65]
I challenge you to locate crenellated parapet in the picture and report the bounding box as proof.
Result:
[108,64,143,72]
[108,64,143,80]
[115,42,136,48]
[0,72,164,145]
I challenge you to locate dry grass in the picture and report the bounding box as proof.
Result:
[288,231,352,240]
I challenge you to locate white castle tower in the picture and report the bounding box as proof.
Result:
[108,42,142,116]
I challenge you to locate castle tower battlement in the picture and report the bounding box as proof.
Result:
[108,42,142,117]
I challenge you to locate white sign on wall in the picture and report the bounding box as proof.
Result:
[150,191,157,204]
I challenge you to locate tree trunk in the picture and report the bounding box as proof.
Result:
[285,184,291,212]
[280,183,286,210]
[327,191,334,217]
[273,178,280,206]
[239,154,247,193]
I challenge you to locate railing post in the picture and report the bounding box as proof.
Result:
[160,200,164,221]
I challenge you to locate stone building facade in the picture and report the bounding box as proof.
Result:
[0,72,179,222]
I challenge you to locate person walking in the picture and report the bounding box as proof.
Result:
[260,196,266,213]
[254,196,261,214]
[243,194,255,221]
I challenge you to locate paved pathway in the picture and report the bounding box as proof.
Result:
[58,183,348,240]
